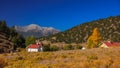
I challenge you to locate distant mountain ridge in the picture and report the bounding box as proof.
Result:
[39,15,120,43]
[15,24,60,38]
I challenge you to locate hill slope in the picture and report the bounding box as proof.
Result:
[40,15,120,43]
[15,24,60,38]
[0,21,25,53]
[0,32,12,53]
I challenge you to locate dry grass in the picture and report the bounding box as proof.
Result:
[1,47,120,68]
[0,55,8,68]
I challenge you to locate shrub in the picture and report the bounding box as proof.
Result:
[50,45,59,51]
[16,56,24,60]
[63,45,74,50]
[0,48,3,53]
[75,45,83,49]
[87,54,98,62]
[43,44,50,52]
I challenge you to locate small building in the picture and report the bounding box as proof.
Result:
[100,41,120,48]
[82,47,86,50]
[27,42,43,52]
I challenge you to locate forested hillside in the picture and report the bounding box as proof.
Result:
[40,16,120,43]
[0,21,25,53]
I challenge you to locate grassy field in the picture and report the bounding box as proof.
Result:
[1,47,120,68]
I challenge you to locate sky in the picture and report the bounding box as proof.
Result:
[0,0,120,31]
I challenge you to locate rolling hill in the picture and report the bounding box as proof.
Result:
[40,15,120,43]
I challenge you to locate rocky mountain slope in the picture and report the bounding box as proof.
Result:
[0,32,12,53]
[15,24,60,38]
[40,15,120,43]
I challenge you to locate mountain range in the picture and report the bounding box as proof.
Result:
[39,15,120,43]
[15,24,60,38]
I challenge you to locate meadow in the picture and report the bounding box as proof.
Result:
[1,47,120,68]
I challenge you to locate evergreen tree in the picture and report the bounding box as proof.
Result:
[0,21,25,52]
[25,36,35,46]
[0,21,9,33]
[43,44,50,51]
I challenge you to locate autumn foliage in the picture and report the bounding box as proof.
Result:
[87,28,102,48]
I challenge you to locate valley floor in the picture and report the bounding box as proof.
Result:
[1,47,120,68]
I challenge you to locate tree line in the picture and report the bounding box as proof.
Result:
[0,21,25,52]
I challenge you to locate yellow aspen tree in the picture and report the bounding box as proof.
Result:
[87,28,102,48]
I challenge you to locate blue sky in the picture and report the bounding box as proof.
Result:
[0,0,120,31]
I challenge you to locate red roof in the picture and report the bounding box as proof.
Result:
[104,42,120,47]
[28,44,42,48]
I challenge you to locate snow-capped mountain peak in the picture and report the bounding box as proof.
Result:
[26,24,43,31]
[27,24,41,28]
[15,24,60,38]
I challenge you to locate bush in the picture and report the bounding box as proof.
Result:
[50,45,59,51]
[16,56,24,60]
[63,45,74,50]
[43,44,50,52]
[75,45,83,49]
[87,54,98,61]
